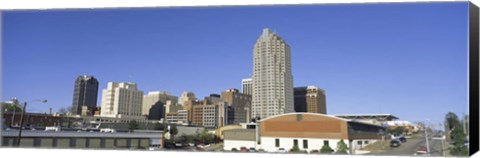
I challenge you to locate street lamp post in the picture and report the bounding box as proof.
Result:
[424,120,430,156]
[13,98,47,147]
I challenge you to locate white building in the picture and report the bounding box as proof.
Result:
[202,105,218,128]
[252,28,294,120]
[165,110,188,125]
[100,82,144,119]
[223,113,385,154]
[241,78,252,95]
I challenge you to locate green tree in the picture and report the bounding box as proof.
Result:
[290,144,300,152]
[128,120,139,132]
[169,124,178,137]
[445,112,460,130]
[1,103,22,113]
[450,127,468,156]
[387,126,406,135]
[336,139,349,154]
[201,129,214,144]
[320,144,334,154]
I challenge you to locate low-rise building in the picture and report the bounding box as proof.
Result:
[1,130,162,149]
[3,112,62,128]
[165,110,188,125]
[223,113,385,154]
[334,114,399,126]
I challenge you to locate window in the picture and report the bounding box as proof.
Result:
[275,139,280,147]
[364,141,369,144]
[358,141,363,145]
[324,140,329,146]
[293,139,298,146]
[303,140,308,149]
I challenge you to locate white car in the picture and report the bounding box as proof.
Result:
[413,151,428,156]
[277,148,288,153]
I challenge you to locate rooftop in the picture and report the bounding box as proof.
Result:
[1,130,163,138]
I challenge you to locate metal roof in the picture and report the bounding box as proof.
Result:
[334,114,399,120]
[2,130,162,139]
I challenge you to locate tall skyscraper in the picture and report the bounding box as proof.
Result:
[71,75,99,116]
[241,78,252,95]
[294,86,327,114]
[100,82,143,119]
[252,28,294,119]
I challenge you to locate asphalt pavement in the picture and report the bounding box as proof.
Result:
[368,136,447,156]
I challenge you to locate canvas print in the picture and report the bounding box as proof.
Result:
[0,2,472,157]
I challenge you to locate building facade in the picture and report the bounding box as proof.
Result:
[192,104,218,128]
[142,91,178,120]
[178,91,198,124]
[241,78,252,95]
[223,113,385,154]
[221,88,252,125]
[191,102,232,128]
[179,91,197,106]
[100,82,144,119]
[72,75,99,116]
[2,130,162,149]
[252,28,294,120]
[165,110,188,125]
[294,86,327,114]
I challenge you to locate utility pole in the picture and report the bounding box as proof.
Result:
[424,121,430,156]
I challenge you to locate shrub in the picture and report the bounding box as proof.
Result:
[336,139,349,154]
[320,144,334,154]
[290,144,301,152]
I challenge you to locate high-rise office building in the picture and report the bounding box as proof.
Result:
[179,91,197,105]
[71,75,99,116]
[179,91,199,124]
[221,88,251,125]
[252,28,294,119]
[241,78,252,95]
[191,102,231,128]
[294,86,327,114]
[100,82,144,119]
[142,91,178,120]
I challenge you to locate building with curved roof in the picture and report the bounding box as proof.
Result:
[224,113,385,154]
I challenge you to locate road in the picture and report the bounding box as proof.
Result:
[368,136,446,156]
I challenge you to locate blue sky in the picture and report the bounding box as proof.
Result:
[2,2,469,124]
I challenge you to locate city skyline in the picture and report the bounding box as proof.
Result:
[2,2,469,124]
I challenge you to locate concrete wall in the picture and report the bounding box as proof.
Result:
[176,126,205,136]
[223,140,256,151]
[2,137,150,149]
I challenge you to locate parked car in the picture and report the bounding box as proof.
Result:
[249,147,257,152]
[240,146,249,152]
[417,146,427,153]
[399,136,407,143]
[231,148,238,152]
[390,140,401,147]
[413,151,428,156]
[277,148,288,153]
[413,146,428,156]
[310,149,319,154]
